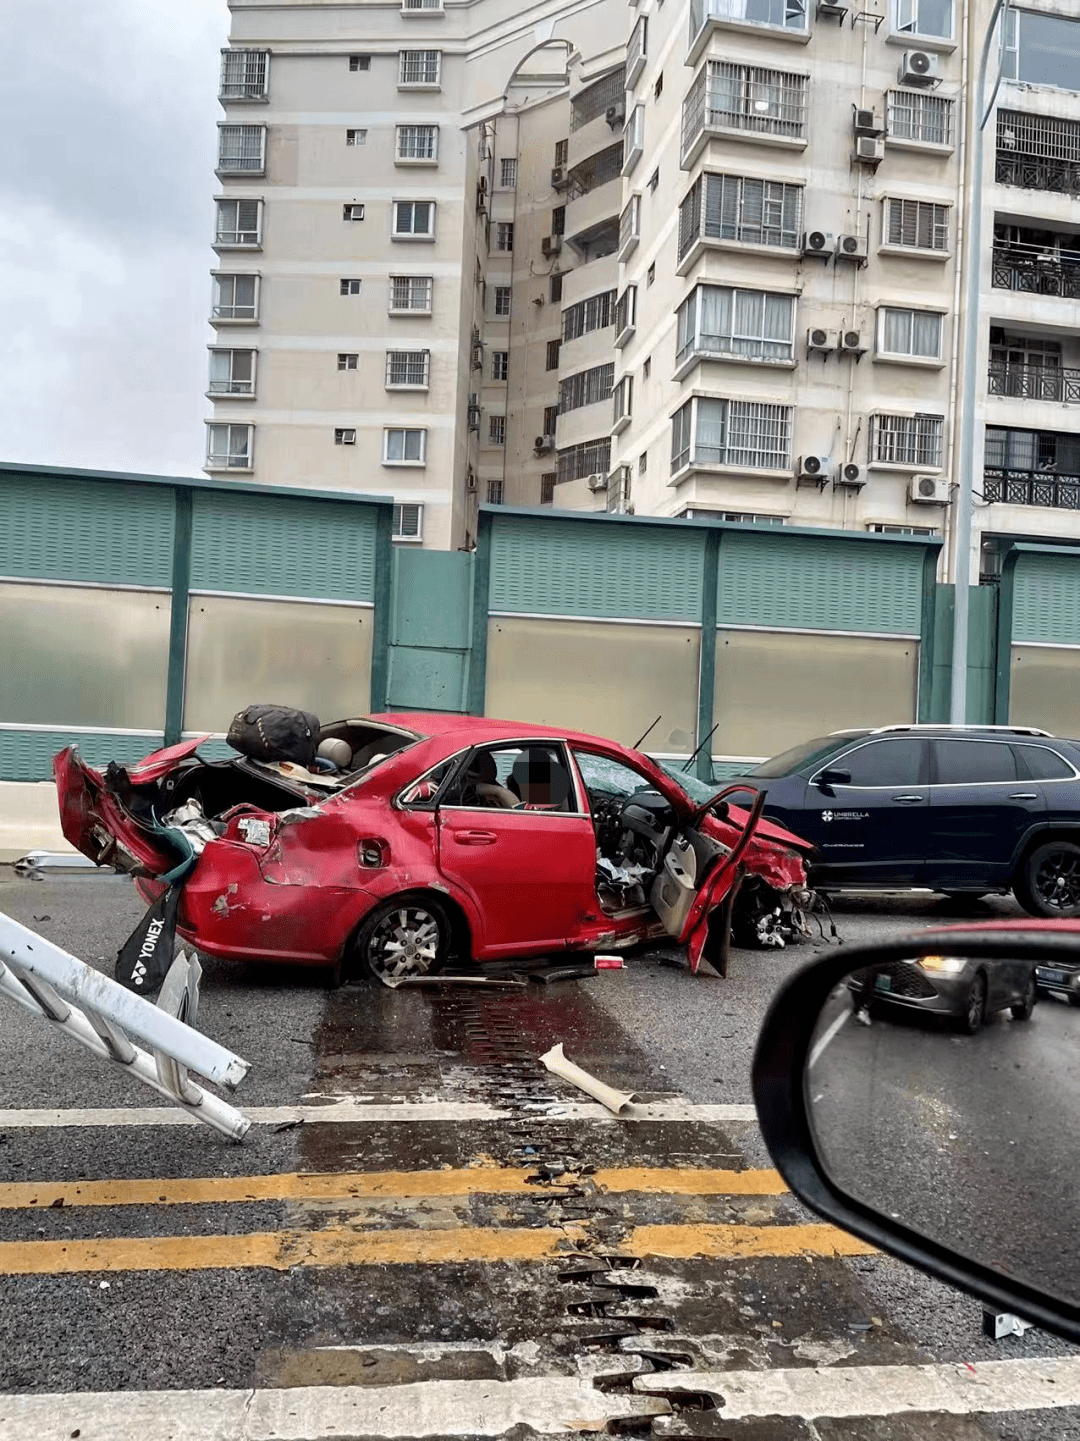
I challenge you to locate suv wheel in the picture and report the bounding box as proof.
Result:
[1013,841,1080,918]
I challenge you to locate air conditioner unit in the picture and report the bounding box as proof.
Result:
[835,232,868,264]
[585,472,608,492]
[478,176,488,193]
[816,0,848,15]
[476,185,487,212]
[807,327,838,354]
[466,471,478,493]
[541,235,562,257]
[606,103,626,128]
[534,434,555,454]
[551,166,568,190]
[899,50,939,86]
[839,329,866,356]
[910,473,949,504]
[854,109,884,137]
[854,136,884,166]
[797,455,832,482]
[471,344,483,371]
[836,462,864,488]
[802,230,831,258]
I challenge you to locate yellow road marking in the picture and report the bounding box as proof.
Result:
[0,1166,787,1211]
[0,1223,870,1276]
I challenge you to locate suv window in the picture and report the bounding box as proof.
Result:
[1015,744,1074,781]
[833,739,927,787]
[934,740,1017,785]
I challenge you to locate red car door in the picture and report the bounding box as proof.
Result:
[435,742,598,956]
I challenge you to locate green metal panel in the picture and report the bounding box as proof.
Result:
[717,532,925,634]
[189,491,377,601]
[0,729,164,783]
[0,473,174,587]
[386,549,473,712]
[695,530,721,782]
[467,509,494,715]
[488,515,705,621]
[927,584,997,725]
[1012,552,1080,645]
[165,489,192,747]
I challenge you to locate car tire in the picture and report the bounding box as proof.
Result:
[956,972,987,1035]
[352,895,451,987]
[1069,992,1080,1010]
[1010,972,1037,1022]
[1013,841,1080,918]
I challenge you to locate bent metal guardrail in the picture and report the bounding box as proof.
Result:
[0,910,251,1141]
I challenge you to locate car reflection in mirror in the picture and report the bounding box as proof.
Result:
[806,956,1080,1312]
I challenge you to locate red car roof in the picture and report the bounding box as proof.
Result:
[366,712,643,750]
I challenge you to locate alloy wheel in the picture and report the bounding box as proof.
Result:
[366,905,442,982]
[1034,849,1080,911]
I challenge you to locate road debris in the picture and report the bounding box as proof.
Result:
[14,851,103,877]
[539,1042,636,1114]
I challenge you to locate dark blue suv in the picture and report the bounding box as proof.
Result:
[723,725,1080,917]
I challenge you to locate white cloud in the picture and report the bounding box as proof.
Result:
[0,0,229,476]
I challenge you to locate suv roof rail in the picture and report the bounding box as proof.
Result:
[863,724,1053,737]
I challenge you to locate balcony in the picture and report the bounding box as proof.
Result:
[566,143,624,201]
[988,362,1080,404]
[996,110,1080,197]
[984,469,1080,510]
[681,62,807,168]
[626,16,647,88]
[688,0,808,65]
[992,241,1080,301]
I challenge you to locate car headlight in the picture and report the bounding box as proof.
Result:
[916,954,967,975]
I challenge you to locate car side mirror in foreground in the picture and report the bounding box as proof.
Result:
[752,931,1080,1343]
[815,767,851,789]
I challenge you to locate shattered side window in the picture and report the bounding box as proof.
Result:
[572,751,656,801]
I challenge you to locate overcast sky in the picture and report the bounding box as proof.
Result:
[1,1,230,479]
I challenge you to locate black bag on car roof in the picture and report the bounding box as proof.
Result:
[227,705,321,766]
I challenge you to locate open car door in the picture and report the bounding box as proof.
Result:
[650,787,767,974]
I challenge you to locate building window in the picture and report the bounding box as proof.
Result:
[870,413,944,468]
[984,428,1080,507]
[393,502,424,540]
[399,49,441,86]
[389,275,433,313]
[208,348,256,396]
[338,353,358,370]
[895,0,952,40]
[396,124,438,161]
[343,203,365,221]
[494,222,514,252]
[883,198,950,252]
[220,49,269,101]
[691,0,808,37]
[670,397,793,474]
[996,111,1080,194]
[340,278,362,295]
[887,90,954,146]
[682,62,808,162]
[559,363,615,414]
[619,195,641,259]
[638,452,648,474]
[349,54,371,71]
[211,273,258,321]
[546,339,561,370]
[562,290,616,341]
[334,428,357,445]
[612,374,633,430]
[647,260,656,284]
[384,428,427,464]
[556,439,612,483]
[550,274,563,303]
[543,404,558,434]
[654,72,663,99]
[393,200,435,238]
[868,523,936,535]
[494,286,512,317]
[643,356,651,379]
[214,198,262,247]
[551,206,566,237]
[555,138,569,167]
[217,124,266,175]
[492,351,509,381]
[385,350,431,388]
[489,415,506,446]
[1004,9,1080,89]
[877,307,943,360]
[487,479,505,503]
[678,173,802,262]
[346,129,367,147]
[540,473,557,504]
[676,285,796,367]
[570,68,627,131]
[500,158,518,188]
[205,423,253,471]
[648,169,659,194]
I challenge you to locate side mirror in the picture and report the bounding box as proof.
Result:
[752,931,1080,1343]
[815,767,851,789]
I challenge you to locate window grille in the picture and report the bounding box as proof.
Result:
[399,50,440,84]
[671,397,792,473]
[682,62,807,160]
[492,351,508,381]
[386,350,430,386]
[566,144,624,199]
[489,415,506,445]
[556,439,612,482]
[214,199,261,247]
[212,273,258,320]
[220,50,269,100]
[487,479,505,502]
[390,276,433,311]
[500,158,517,187]
[562,290,616,341]
[570,68,626,130]
[558,363,615,414]
[217,125,265,173]
[884,198,950,251]
[678,173,802,260]
[393,503,423,539]
[540,473,557,504]
[397,125,437,160]
[870,413,944,467]
[887,90,953,145]
[494,286,511,316]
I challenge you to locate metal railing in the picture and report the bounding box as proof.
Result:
[991,242,1080,299]
[984,469,1080,509]
[988,362,1080,404]
[570,69,625,131]
[996,153,1080,195]
[996,110,1080,195]
[566,143,623,200]
[682,62,806,162]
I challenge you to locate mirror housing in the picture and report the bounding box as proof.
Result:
[752,929,1080,1344]
[815,767,851,789]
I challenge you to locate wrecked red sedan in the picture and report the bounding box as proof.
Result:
[54,714,815,985]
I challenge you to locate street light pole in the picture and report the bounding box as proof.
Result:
[950,0,1010,723]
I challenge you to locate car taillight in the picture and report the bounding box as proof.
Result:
[359,838,390,868]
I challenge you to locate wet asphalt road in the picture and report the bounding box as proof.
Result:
[0,869,1079,1439]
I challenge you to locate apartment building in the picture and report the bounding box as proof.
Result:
[208,0,1080,575]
